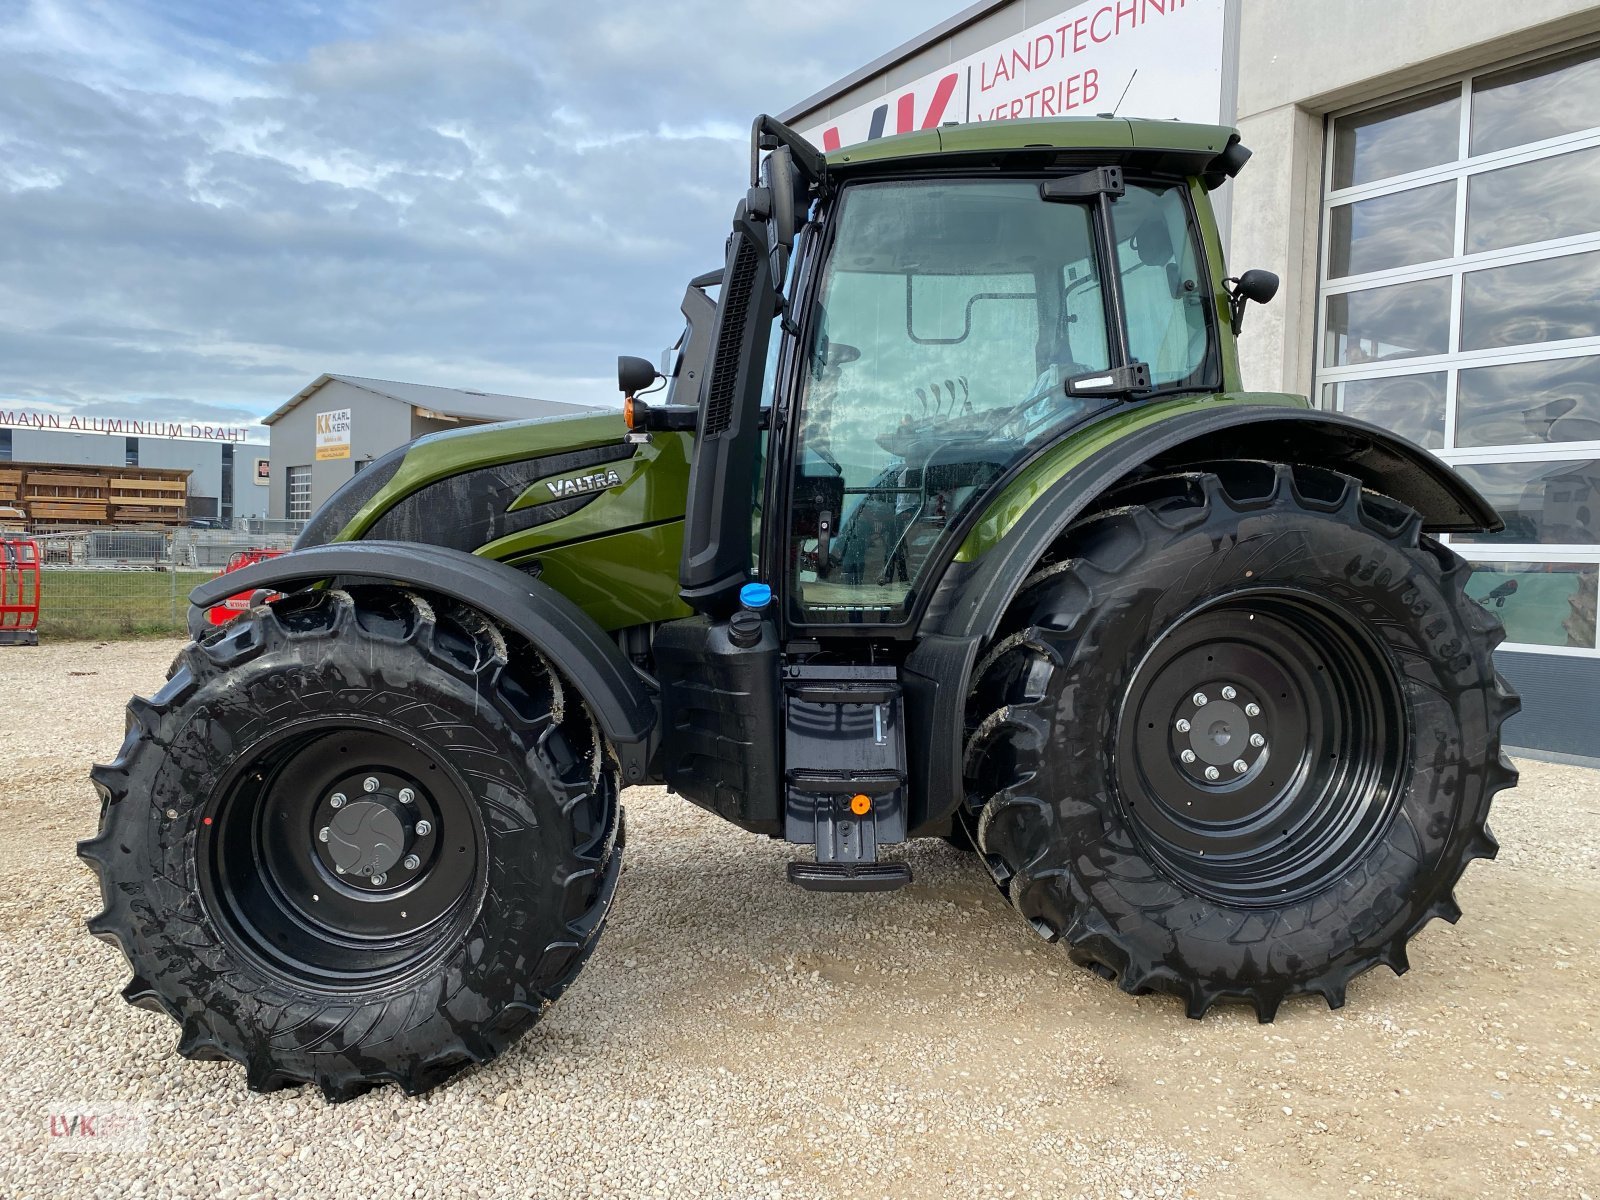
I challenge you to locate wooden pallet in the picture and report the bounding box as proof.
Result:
[3,461,191,528]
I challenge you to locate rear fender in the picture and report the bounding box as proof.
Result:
[903,405,1501,834]
[187,541,657,783]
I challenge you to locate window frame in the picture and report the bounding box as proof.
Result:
[765,168,1223,638]
[1315,38,1600,657]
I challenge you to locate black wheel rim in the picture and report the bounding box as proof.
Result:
[198,718,487,989]
[1115,589,1409,907]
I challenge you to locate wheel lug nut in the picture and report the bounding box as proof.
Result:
[1233,759,1249,774]
[1221,685,1237,700]
[371,872,387,886]
[1175,718,1191,733]
[1204,766,1220,781]
[403,854,421,871]
[414,820,432,836]
[1250,733,1265,748]
[318,826,330,843]
[398,788,415,805]
[362,777,380,793]
[1180,749,1197,764]
[329,793,346,809]
[1192,692,1208,707]
[1245,703,1261,718]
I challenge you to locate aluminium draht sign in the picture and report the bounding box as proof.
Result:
[0,408,254,443]
[798,0,1226,151]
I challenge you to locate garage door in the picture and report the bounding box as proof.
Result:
[1316,42,1600,658]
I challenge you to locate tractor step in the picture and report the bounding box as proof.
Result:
[786,860,912,893]
[783,664,909,870]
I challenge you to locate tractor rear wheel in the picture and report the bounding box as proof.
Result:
[962,463,1519,1020]
[79,586,621,1099]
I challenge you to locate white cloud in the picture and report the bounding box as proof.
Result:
[0,0,955,418]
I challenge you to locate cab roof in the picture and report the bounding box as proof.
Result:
[824,116,1244,188]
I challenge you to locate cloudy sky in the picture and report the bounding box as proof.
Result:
[0,0,951,433]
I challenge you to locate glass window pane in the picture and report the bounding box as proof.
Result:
[1453,458,1600,545]
[1328,182,1456,278]
[1332,87,1462,190]
[1323,278,1452,367]
[790,180,1124,622]
[1467,145,1600,254]
[1322,374,1445,448]
[1466,560,1597,648]
[1461,249,1600,351]
[1109,184,1210,386]
[1456,355,1600,447]
[1471,45,1600,157]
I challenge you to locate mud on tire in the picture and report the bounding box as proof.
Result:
[961,463,1520,1021]
[79,585,622,1099]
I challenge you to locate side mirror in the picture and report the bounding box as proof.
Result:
[617,355,659,397]
[748,146,806,283]
[1225,269,1280,335]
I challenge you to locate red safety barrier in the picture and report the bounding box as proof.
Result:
[0,538,41,646]
[205,548,286,627]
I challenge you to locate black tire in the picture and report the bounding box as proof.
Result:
[961,463,1519,1021]
[79,585,622,1099]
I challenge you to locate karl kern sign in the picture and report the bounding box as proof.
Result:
[315,408,352,461]
[0,409,252,443]
[798,0,1226,151]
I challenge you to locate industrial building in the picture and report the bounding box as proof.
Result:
[262,375,602,520]
[0,419,267,524]
[783,0,1600,755]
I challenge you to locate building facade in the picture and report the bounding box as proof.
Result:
[0,424,268,523]
[783,0,1600,756]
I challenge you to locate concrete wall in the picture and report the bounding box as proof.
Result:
[234,452,270,521]
[136,436,222,511]
[10,429,127,467]
[1229,0,1600,395]
[266,381,415,519]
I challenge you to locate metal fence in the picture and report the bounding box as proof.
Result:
[30,528,299,641]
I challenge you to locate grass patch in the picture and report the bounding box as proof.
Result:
[35,569,217,640]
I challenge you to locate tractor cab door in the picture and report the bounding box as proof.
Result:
[780,176,1215,630]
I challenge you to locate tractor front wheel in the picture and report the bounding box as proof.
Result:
[80,586,621,1099]
[963,463,1518,1020]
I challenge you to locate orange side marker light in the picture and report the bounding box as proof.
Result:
[849,794,872,816]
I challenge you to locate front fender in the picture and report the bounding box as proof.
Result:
[943,405,1499,645]
[188,541,657,783]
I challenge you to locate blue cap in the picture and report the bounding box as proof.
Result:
[739,582,772,610]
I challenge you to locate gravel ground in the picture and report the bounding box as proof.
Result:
[1,638,1598,1200]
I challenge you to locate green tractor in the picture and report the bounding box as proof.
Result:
[81,115,1519,1100]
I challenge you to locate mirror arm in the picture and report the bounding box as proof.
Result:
[749,114,829,193]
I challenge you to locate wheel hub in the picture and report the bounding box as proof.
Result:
[310,772,436,889]
[1172,686,1268,782]
[325,799,407,878]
